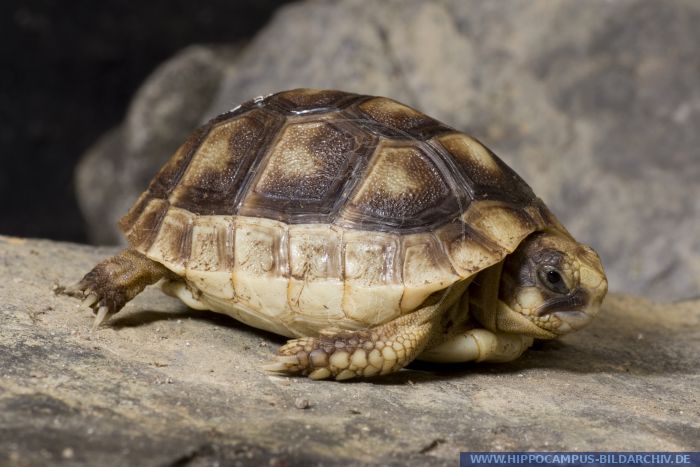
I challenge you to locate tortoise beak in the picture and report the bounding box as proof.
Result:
[551,310,592,333]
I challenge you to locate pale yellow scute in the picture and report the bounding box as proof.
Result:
[288,225,341,281]
[287,224,344,320]
[435,222,502,277]
[186,216,234,271]
[342,230,404,325]
[232,217,290,318]
[462,201,535,253]
[400,233,460,311]
[233,217,286,275]
[342,283,405,327]
[184,216,235,300]
[343,230,401,285]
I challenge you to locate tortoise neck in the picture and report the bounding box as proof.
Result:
[468,261,504,331]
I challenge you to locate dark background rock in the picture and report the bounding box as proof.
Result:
[1,235,698,465]
[75,0,700,301]
[0,0,294,242]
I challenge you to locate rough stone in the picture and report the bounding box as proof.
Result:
[76,0,700,301]
[0,235,698,465]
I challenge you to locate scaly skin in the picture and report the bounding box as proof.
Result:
[264,281,469,380]
[64,249,170,328]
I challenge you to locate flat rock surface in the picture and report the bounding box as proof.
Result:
[1,236,698,466]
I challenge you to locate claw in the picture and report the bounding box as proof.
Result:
[262,355,300,374]
[92,306,109,331]
[308,368,331,380]
[81,293,99,308]
[62,282,87,298]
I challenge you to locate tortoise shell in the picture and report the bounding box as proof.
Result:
[119,89,564,337]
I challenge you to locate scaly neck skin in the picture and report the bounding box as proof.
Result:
[468,261,505,332]
[468,262,558,339]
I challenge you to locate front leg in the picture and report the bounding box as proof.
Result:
[63,249,170,328]
[418,329,534,363]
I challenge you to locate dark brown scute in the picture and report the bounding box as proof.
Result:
[239,118,377,223]
[341,142,463,230]
[120,198,169,251]
[156,209,194,266]
[170,109,275,215]
[118,192,153,238]
[147,125,209,198]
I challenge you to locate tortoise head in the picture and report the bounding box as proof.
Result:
[492,231,608,339]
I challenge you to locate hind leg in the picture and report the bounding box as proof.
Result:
[64,249,170,328]
[263,281,469,380]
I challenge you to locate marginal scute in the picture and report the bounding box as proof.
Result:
[462,201,535,253]
[170,114,268,214]
[400,234,460,311]
[343,231,400,285]
[233,218,286,276]
[121,196,168,251]
[187,216,231,271]
[146,207,195,275]
[288,225,341,280]
[436,221,502,277]
[232,217,289,318]
[342,231,404,325]
[287,225,344,320]
[185,216,235,300]
[344,142,452,226]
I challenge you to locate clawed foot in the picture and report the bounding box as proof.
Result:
[61,250,169,330]
[63,278,117,330]
[263,330,413,381]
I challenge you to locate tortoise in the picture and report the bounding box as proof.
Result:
[67,88,607,380]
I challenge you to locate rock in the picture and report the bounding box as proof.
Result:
[0,235,698,465]
[75,0,700,301]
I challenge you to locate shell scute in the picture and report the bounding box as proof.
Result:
[241,120,360,220]
[342,142,453,228]
[355,97,452,140]
[169,111,271,215]
[433,132,536,205]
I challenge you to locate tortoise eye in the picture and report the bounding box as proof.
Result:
[538,267,569,294]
